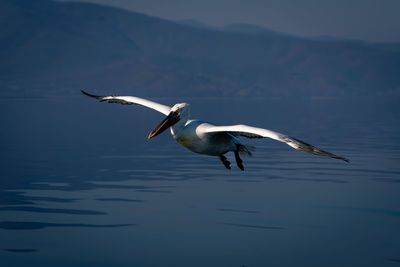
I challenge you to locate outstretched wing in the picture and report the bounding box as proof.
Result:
[81,90,171,115]
[204,124,349,162]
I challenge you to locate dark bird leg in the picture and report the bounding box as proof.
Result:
[219,155,231,170]
[234,150,244,171]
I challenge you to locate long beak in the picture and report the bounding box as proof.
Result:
[148,111,180,140]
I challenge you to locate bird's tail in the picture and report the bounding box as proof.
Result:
[237,144,255,157]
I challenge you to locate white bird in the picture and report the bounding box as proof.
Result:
[82,90,349,170]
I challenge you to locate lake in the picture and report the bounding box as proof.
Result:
[1,96,399,266]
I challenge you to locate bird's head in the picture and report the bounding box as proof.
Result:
[148,103,189,139]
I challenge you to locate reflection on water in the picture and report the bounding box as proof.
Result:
[0,221,135,230]
[3,249,37,253]
[222,223,285,230]
[217,208,260,214]
[0,206,106,215]
[95,198,143,202]
[0,97,400,266]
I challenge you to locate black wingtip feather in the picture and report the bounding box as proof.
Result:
[81,90,104,100]
[285,136,349,163]
[331,153,350,163]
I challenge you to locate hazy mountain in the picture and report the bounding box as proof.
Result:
[177,19,216,31]
[1,0,400,98]
[311,35,400,53]
[223,23,289,37]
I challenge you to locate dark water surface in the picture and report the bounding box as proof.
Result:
[1,96,399,266]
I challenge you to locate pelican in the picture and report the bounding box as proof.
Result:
[81,90,349,170]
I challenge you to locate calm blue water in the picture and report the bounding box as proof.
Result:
[1,96,399,266]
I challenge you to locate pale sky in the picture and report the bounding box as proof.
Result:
[62,0,400,43]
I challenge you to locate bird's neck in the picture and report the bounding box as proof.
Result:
[170,118,187,135]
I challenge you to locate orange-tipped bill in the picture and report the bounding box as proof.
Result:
[148,111,180,139]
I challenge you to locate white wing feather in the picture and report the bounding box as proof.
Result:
[205,124,349,162]
[81,90,171,115]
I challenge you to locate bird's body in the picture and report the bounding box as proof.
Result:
[82,90,349,170]
[171,120,240,156]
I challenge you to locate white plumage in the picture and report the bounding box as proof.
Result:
[82,90,349,170]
